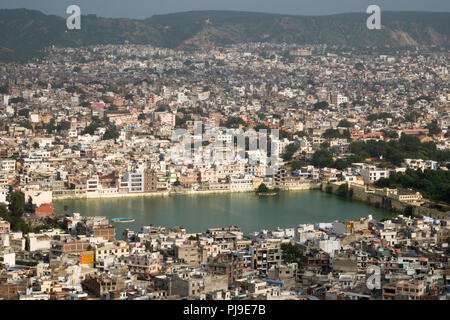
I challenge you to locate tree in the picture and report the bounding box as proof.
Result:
[282,143,299,161]
[348,136,442,167]
[102,128,120,141]
[82,121,104,135]
[374,169,450,205]
[0,204,9,220]
[19,121,33,130]
[313,101,328,110]
[7,191,25,218]
[354,62,365,71]
[404,112,419,123]
[191,107,204,115]
[338,119,352,128]
[257,112,266,121]
[291,160,307,171]
[403,205,414,217]
[322,129,349,139]
[295,131,308,137]
[336,183,351,198]
[312,149,334,168]
[281,243,302,264]
[138,113,146,121]
[10,97,25,104]
[334,159,349,170]
[320,142,330,150]
[32,142,40,149]
[367,112,392,122]
[257,183,269,193]
[25,196,35,213]
[399,134,421,153]
[0,85,8,94]
[383,131,398,139]
[18,108,30,117]
[176,116,188,127]
[3,191,31,233]
[426,121,441,136]
[224,117,245,128]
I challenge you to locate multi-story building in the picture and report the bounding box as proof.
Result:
[382,279,427,300]
[403,159,438,171]
[121,252,161,275]
[90,224,116,241]
[250,241,282,275]
[0,160,16,172]
[144,169,158,192]
[50,239,91,256]
[94,241,130,262]
[360,165,389,184]
[0,218,10,233]
[174,244,207,267]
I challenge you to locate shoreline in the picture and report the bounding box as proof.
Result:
[53,184,319,201]
[321,182,448,220]
[53,183,447,221]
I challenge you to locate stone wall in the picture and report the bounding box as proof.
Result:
[321,182,446,219]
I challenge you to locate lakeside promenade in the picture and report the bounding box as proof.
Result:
[52,182,321,200]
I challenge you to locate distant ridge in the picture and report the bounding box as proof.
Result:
[0,9,449,62]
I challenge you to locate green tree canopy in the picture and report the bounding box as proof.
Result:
[337,119,352,128]
[312,149,334,168]
[102,128,120,140]
[257,183,269,193]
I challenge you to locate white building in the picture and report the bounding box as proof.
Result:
[24,190,52,207]
[0,249,15,267]
[360,165,389,184]
[26,234,52,252]
[403,159,438,171]
[0,188,9,205]
[229,175,253,192]
[0,160,16,172]
[122,172,145,193]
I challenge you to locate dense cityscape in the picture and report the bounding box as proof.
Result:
[0,41,449,300]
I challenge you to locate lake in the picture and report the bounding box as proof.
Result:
[54,190,394,236]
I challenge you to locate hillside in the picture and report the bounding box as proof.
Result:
[146,11,450,49]
[0,9,163,62]
[0,9,449,61]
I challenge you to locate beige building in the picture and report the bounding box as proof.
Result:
[174,244,207,267]
[94,241,130,262]
[0,218,10,233]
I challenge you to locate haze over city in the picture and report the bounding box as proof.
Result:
[1,0,450,18]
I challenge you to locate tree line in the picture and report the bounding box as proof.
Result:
[375,169,450,205]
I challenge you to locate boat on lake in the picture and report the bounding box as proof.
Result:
[111,217,135,223]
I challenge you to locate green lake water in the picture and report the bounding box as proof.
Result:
[54,190,394,236]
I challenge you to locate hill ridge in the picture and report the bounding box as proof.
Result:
[0,9,449,62]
